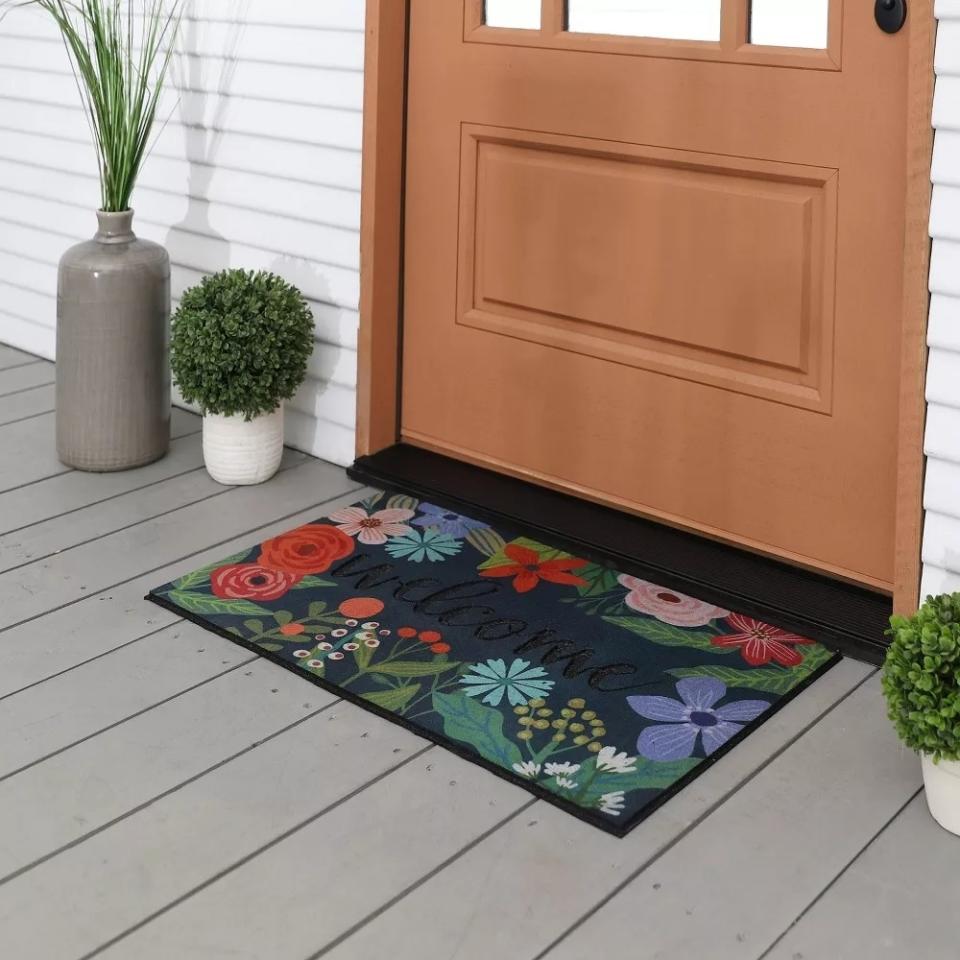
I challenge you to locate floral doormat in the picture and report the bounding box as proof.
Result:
[147,490,840,836]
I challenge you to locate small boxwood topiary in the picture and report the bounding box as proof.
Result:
[883,593,960,762]
[170,269,314,420]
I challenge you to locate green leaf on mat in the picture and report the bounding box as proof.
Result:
[362,685,421,712]
[465,527,506,558]
[802,644,835,671]
[173,550,251,590]
[371,660,461,679]
[666,665,795,695]
[432,691,523,768]
[289,576,336,590]
[163,589,273,619]
[602,616,731,652]
[387,494,420,512]
[668,645,835,695]
[353,639,375,671]
[477,536,576,572]
[575,563,622,598]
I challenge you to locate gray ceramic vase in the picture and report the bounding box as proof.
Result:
[57,210,171,471]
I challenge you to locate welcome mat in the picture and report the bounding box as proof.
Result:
[148,490,840,836]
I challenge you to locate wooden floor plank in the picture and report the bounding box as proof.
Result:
[0,481,366,698]
[0,360,54,396]
[0,345,38,370]
[539,677,921,960]
[0,447,304,574]
[93,749,530,960]
[0,622,256,779]
[0,459,346,630]
[765,792,952,960]
[0,430,206,536]
[0,658,337,888]
[0,456,208,573]
[0,406,200,503]
[169,407,202,438]
[316,659,872,960]
[0,695,434,960]
[0,384,54,427]
[0,413,69,493]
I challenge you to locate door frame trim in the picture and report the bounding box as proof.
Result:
[356,0,936,613]
[893,1,936,614]
[356,0,408,456]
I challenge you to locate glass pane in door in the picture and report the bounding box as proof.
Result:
[567,0,722,42]
[485,0,541,29]
[750,0,830,49]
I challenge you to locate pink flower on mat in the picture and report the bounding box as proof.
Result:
[328,506,416,545]
[618,575,730,627]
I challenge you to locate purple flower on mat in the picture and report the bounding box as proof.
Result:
[627,677,770,761]
[412,502,489,538]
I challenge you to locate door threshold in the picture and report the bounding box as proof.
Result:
[349,444,892,665]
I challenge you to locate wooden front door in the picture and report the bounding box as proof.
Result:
[400,0,910,591]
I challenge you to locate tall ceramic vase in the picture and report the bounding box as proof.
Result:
[56,210,171,471]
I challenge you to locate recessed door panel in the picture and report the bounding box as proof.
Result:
[458,126,836,411]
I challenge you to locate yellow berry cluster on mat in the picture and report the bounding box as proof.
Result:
[514,697,606,751]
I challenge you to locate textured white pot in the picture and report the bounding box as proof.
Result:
[203,407,283,486]
[921,753,960,835]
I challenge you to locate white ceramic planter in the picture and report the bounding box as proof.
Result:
[921,753,960,835]
[202,407,283,486]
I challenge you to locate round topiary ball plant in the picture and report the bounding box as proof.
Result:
[170,269,314,421]
[883,593,960,762]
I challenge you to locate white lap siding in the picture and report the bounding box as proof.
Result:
[0,0,363,465]
[923,2,960,595]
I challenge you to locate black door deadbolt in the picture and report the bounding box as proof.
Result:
[875,0,907,34]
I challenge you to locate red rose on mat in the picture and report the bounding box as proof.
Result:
[211,564,301,601]
[480,543,589,594]
[711,613,815,667]
[258,524,354,576]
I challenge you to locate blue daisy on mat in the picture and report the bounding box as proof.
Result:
[384,528,463,563]
[460,658,555,707]
[412,502,489,538]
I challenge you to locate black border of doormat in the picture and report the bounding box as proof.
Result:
[146,481,843,837]
[349,444,892,665]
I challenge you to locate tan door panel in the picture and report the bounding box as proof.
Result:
[402,1,908,590]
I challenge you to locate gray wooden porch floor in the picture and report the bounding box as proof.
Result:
[0,347,953,960]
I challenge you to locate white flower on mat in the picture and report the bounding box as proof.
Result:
[595,746,637,775]
[544,761,581,778]
[512,761,542,779]
[554,777,579,791]
[598,791,626,816]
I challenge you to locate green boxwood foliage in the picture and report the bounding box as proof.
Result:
[170,270,314,420]
[883,593,960,761]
